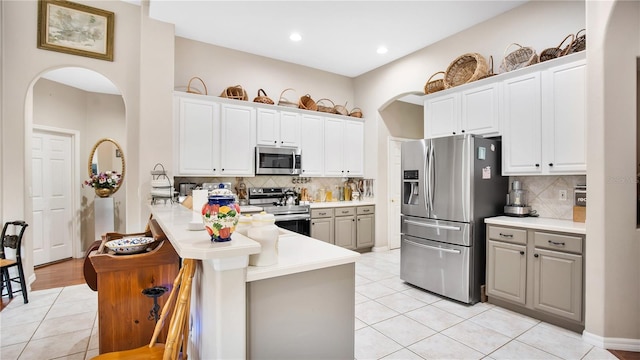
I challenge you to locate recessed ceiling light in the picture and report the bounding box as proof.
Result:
[290,33,302,42]
[377,46,388,54]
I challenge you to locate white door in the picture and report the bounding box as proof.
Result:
[32,131,73,265]
[387,138,403,249]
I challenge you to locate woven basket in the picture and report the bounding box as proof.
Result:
[444,53,488,89]
[316,98,337,113]
[349,107,363,118]
[540,34,574,63]
[298,94,318,111]
[424,71,445,94]
[186,77,207,95]
[220,85,248,101]
[500,43,538,73]
[253,89,274,105]
[277,88,298,108]
[478,56,496,80]
[567,29,586,54]
[334,102,349,116]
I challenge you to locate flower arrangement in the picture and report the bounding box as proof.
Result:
[84,170,122,190]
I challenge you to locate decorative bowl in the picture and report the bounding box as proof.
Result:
[104,236,155,254]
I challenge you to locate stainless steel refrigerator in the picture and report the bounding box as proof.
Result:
[400,135,508,304]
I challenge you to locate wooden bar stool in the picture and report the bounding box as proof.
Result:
[92,258,197,360]
[0,221,29,304]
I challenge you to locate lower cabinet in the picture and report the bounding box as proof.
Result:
[310,208,334,244]
[311,205,375,250]
[486,224,584,331]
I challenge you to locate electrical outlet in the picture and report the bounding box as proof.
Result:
[559,190,567,201]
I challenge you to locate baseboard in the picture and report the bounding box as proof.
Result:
[28,273,36,290]
[371,245,389,252]
[582,331,640,351]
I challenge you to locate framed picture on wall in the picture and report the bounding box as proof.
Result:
[37,0,114,61]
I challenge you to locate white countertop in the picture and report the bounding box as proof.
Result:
[309,199,375,208]
[240,205,263,213]
[246,232,360,282]
[150,203,360,280]
[485,216,586,235]
[150,203,262,260]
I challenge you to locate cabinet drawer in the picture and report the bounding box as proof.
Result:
[357,206,375,215]
[534,232,583,254]
[335,207,355,216]
[488,226,527,245]
[311,208,333,218]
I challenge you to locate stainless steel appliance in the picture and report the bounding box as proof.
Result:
[400,135,508,304]
[504,180,531,216]
[248,187,310,236]
[255,146,302,175]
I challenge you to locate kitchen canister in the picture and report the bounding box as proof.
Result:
[236,214,253,236]
[248,212,279,266]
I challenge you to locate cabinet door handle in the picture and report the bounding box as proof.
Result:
[548,240,565,246]
[274,140,277,144]
[549,163,554,167]
[452,131,456,135]
[520,251,524,255]
[535,163,540,167]
[499,233,513,238]
[461,130,465,133]
[534,254,539,258]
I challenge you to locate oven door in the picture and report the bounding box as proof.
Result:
[255,146,302,175]
[274,214,310,236]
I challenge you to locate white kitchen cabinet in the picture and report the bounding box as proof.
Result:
[502,56,586,176]
[300,114,324,176]
[324,118,364,177]
[541,59,587,174]
[502,72,543,175]
[219,104,256,176]
[176,96,221,175]
[424,83,500,139]
[256,108,300,148]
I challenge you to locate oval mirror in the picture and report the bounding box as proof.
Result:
[88,138,125,194]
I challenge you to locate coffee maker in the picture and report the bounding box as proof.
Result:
[504,180,531,216]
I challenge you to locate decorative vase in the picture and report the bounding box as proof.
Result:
[95,188,112,198]
[202,191,240,242]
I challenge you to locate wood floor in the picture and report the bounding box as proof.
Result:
[2,259,639,359]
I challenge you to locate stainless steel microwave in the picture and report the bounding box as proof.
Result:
[255,146,302,175]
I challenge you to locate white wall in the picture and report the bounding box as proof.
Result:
[1,0,173,284]
[583,0,640,347]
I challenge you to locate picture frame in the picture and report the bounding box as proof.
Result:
[37,0,114,61]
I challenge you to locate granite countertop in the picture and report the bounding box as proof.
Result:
[485,216,586,235]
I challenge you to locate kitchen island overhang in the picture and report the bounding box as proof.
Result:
[149,203,360,360]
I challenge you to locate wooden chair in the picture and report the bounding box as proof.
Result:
[0,221,29,304]
[92,258,197,360]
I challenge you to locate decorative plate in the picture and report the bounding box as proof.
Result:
[104,237,155,255]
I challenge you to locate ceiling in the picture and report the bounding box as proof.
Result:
[40,1,529,95]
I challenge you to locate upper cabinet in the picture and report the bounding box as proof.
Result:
[424,82,500,139]
[422,52,586,176]
[256,108,300,148]
[174,92,365,177]
[503,56,586,175]
[324,118,364,177]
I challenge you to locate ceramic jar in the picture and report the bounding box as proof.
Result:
[202,189,241,242]
[248,212,279,266]
[236,214,253,236]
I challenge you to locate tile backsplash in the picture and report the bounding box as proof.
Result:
[173,176,370,200]
[509,175,586,220]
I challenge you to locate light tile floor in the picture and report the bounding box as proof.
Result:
[0,249,619,360]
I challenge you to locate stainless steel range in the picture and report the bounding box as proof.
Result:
[248,187,310,236]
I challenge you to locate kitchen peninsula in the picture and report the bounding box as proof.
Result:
[149,203,360,360]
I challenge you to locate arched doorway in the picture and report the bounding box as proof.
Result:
[28,67,125,266]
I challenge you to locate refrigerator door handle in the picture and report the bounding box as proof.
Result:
[405,239,461,254]
[428,144,435,214]
[403,219,461,231]
[423,141,430,214]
